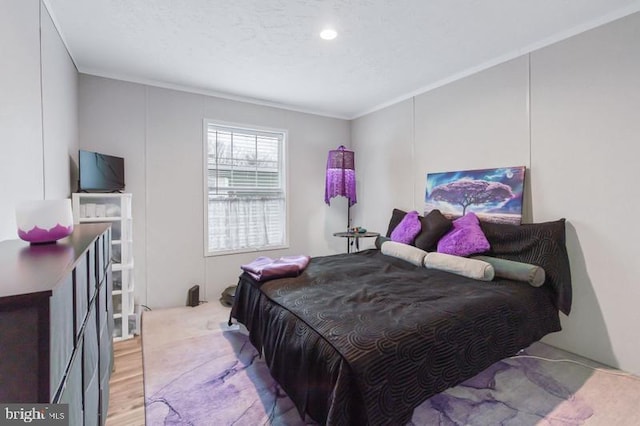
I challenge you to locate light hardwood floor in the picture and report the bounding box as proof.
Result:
[106,336,145,425]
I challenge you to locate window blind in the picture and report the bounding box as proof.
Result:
[205,121,286,255]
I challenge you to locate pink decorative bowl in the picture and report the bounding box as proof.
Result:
[16,199,74,244]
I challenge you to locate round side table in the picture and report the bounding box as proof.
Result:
[333,231,380,253]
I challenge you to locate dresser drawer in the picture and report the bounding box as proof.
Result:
[89,245,97,303]
[58,338,83,425]
[50,275,74,399]
[74,255,88,337]
[0,304,40,402]
[84,304,99,383]
[84,367,100,426]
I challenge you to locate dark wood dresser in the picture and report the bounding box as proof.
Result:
[0,223,114,425]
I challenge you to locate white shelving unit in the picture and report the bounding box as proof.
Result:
[72,193,138,341]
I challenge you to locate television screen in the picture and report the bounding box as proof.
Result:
[79,150,125,192]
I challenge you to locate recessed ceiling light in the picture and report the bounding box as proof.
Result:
[320,28,337,40]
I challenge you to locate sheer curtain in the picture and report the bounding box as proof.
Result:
[208,194,285,252]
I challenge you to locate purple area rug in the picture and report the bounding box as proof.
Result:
[143,303,640,425]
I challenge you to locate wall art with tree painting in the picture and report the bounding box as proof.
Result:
[424,166,525,224]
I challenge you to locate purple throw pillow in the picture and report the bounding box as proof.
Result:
[390,210,422,244]
[437,212,490,257]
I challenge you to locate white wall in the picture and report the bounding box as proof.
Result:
[529,14,640,372]
[350,99,414,239]
[78,75,351,308]
[413,56,533,221]
[41,3,78,199]
[352,12,640,375]
[0,0,44,240]
[78,76,147,312]
[0,0,78,241]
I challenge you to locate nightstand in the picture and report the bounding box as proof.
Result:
[333,231,380,253]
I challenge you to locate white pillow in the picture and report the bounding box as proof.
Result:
[424,252,494,281]
[381,241,428,266]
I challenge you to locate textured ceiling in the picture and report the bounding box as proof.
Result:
[45,0,640,119]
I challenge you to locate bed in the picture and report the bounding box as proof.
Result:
[230,218,572,425]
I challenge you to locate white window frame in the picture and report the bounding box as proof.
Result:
[203,119,289,256]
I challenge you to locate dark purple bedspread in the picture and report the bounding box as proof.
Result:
[231,249,561,425]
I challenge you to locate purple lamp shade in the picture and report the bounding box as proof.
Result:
[325,145,357,207]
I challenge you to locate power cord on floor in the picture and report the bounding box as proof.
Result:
[509,353,640,380]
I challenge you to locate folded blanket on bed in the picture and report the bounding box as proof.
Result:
[241,255,311,282]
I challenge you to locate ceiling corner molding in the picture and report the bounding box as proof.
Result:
[40,0,79,71]
[351,2,640,120]
[77,68,351,121]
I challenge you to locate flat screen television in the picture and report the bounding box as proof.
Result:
[78,150,125,192]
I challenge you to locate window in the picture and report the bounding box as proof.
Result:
[204,120,287,255]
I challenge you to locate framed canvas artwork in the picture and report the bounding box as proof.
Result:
[424,166,526,224]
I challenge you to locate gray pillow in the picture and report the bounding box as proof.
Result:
[424,252,494,281]
[473,255,545,287]
[381,241,428,266]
